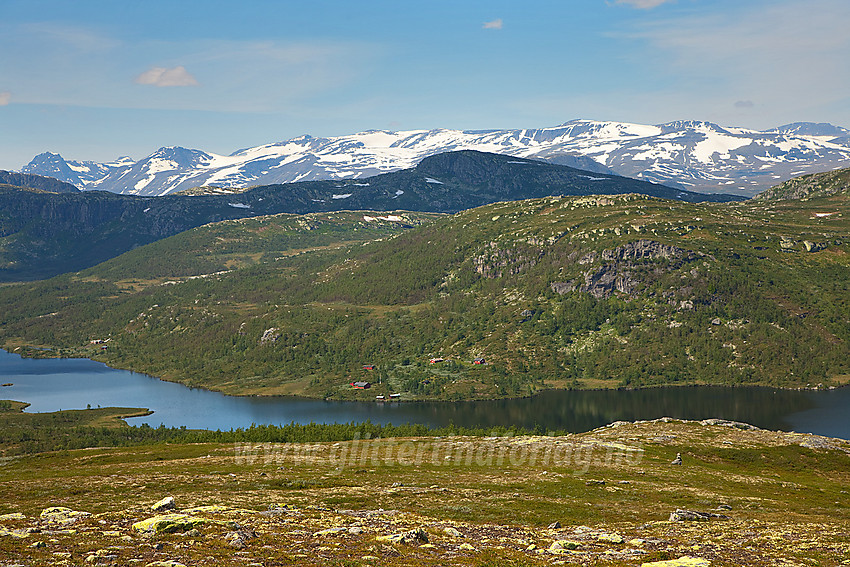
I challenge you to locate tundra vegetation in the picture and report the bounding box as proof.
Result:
[0,403,848,566]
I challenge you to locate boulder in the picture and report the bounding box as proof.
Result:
[132,513,208,534]
[376,527,429,545]
[151,496,175,512]
[549,540,581,552]
[84,549,117,564]
[598,533,624,544]
[443,526,464,538]
[0,513,26,521]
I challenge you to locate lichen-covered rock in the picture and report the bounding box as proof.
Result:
[132,513,208,533]
[0,527,30,538]
[550,539,581,552]
[40,507,90,525]
[0,512,26,521]
[313,526,347,537]
[443,526,464,538]
[598,533,624,544]
[182,505,231,514]
[641,556,710,567]
[151,496,175,512]
[146,562,189,567]
[376,527,429,544]
[669,509,729,522]
[85,549,118,564]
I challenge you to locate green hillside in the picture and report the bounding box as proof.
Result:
[0,190,847,400]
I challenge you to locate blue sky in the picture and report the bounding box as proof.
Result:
[2,0,849,170]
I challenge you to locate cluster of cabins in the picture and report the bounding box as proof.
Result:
[430,357,486,365]
[350,356,487,397]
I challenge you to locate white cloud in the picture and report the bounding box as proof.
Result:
[615,0,674,8]
[734,100,755,109]
[0,92,10,106]
[134,66,199,87]
[482,19,503,30]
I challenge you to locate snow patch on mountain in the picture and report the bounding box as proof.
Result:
[20,120,850,197]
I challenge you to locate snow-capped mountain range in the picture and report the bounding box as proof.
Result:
[21,120,850,197]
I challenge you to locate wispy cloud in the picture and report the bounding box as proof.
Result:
[135,66,199,87]
[482,19,503,30]
[0,92,10,106]
[19,22,121,52]
[619,0,850,124]
[615,0,674,9]
[734,100,755,109]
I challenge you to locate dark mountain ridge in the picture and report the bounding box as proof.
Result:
[0,151,741,281]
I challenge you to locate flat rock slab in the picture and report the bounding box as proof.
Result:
[642,557,710,567]
[132,513,209,534]
[40,507,90,525]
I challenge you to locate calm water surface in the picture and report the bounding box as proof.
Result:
[1,350,847,439]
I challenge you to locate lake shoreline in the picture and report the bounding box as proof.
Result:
[4,347,848,404]
[3,348,849,439]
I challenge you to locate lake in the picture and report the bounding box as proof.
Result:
[1,349,848,439]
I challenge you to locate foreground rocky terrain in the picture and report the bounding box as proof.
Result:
[1,418,848,566]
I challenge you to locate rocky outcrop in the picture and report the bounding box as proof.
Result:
[553,240,696,298]
[601,240,689,262]
[582,263,637,298]
[260,328,280,345]
[550,281,575,295]
[473,242,543,278]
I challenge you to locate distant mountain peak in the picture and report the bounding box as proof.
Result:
[19,119,850,198]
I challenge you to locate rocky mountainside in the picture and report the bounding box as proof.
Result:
[755,165,850,201]
[21,120,850,197]
[0,171,79,193]
[0,151,738,281]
